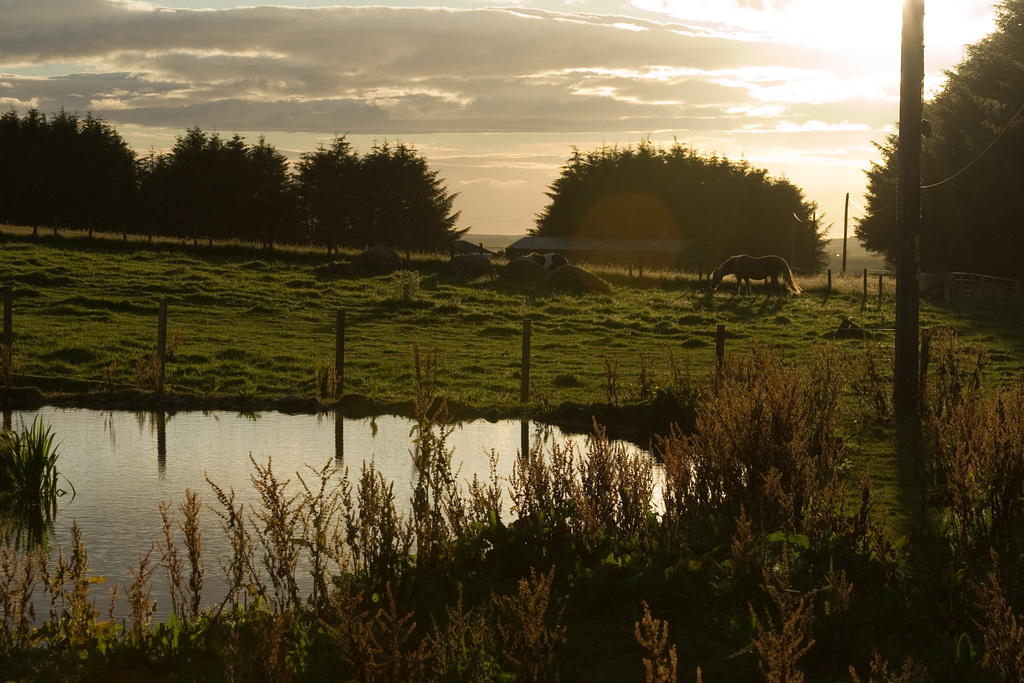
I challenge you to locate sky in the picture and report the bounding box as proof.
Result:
[0,0,1000,239]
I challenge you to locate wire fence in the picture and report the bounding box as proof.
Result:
[942,272,1024,315]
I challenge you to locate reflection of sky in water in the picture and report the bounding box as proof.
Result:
[7,407,654,623]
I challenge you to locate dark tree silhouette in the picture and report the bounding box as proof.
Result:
[293,136,362,253]
[858,0,1024,278]
[138,128,295,246]
[0,108,136,232]
[4,117,464,251]
[535,139,825,270]
[356,140,465,251]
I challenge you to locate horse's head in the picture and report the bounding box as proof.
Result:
[709,267,723,290]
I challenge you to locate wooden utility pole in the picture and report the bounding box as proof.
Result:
[895,0,925,421]
[842,193,849,276]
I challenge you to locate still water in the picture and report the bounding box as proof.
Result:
[7,406,649,623]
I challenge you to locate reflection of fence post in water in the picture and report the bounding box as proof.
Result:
[157,410,167,470]
[2,408,10,432]
[334,411,344,461]
[521,419,529,458]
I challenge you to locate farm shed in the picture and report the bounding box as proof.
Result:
[451,239,496,256]
[506,236,692,269]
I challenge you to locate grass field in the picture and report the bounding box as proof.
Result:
[1,225,1019,418]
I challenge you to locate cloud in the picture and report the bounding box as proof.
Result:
[0,0,888,139]
[0,0,996,237]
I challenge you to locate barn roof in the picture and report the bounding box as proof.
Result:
[507,236,691,253]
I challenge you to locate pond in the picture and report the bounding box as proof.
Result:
[4,406,652,624]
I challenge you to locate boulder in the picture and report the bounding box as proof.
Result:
[500,257,546,285]
[546,265,610,294]
[439,253,493,281]
[327,245,402,276]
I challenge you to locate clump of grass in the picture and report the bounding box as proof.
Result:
[315,362,339,399]
[0,417,72,537]
[390,270,421,301]
[134,351,162,391]
[747,580,815,682]
[0,344,22,388]
[100,360,119,393]
[0,541,46,649]
[602,356,619,406]
[166,327,184,361]
[849,339,892,425]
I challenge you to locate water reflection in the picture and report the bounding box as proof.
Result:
[4,406,650,623]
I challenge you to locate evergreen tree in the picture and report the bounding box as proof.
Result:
[139,128,294,245]
[357,140,465,251]
[858,0,1024,277]
[0,108,135,231]
[245,136,297,250]
[293,136,362,252]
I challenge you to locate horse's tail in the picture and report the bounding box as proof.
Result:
[781,259,802,294]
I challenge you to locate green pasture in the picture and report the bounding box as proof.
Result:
[2,226,1020,421]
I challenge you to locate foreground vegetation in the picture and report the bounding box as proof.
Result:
[1,333,1023,681]
[0,228,1023,680]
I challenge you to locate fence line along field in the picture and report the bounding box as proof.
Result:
[0,226,1021,432]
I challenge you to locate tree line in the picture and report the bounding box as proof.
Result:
[533,139,827,271]
[0,110,465,251]
[1,108,828,265]
[858,0,1024,279]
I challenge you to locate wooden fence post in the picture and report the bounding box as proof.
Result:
[336,310,345,398]
[827,269,832,296]
[2,285,11,349]
[157,298,167,394]
[520,318,531,403]
[862,268,868,306]
[878,274,884,309]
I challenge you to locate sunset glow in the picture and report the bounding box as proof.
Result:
[0,0,1001,238]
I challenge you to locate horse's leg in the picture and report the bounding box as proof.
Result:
[771,274,779,294]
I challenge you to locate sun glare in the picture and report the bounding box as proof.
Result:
[634,0,995,69]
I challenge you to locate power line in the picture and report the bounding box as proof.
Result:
[920,99,1024,190]
[851,99,1024,214]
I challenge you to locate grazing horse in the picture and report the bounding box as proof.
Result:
[710,254,802,294]
[527,252,568,273]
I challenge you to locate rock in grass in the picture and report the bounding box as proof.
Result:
[326,245,402,276]
[499,257,546,285]
[546,265,610,294]
[439,253,493,281]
